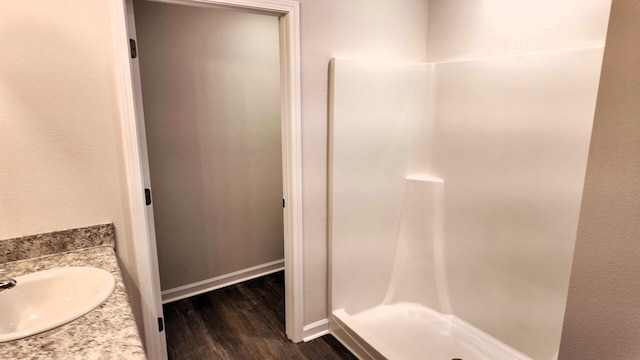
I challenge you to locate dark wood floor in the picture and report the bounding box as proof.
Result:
[163,271,357,360]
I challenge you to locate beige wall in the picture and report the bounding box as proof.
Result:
[0,0,142,335]
[0,1,122,241]
[133,1,283,291]
[559,1,640,358]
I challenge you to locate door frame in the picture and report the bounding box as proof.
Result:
[109,0,304,358]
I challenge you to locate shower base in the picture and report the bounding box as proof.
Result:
[331,303,530,360]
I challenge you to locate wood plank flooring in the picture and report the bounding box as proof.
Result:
[163,271,357,360]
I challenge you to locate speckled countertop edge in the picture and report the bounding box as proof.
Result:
[0,245,147,360]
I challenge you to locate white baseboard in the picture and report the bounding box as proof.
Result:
[161,259,285,304]
[303,318,329,342]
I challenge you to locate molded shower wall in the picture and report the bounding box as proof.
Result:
[430,48,604,359]
[329,47,605,359]
[329,59,430,316]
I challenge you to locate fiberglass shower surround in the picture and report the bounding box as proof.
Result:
[328,48,603,359]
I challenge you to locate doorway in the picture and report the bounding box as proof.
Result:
[133,0,284,304]
[110,1,303,358]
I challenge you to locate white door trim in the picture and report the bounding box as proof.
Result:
[109,0,304,358]
[109,1,168,359]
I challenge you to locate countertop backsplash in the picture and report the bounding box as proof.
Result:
[0,223,115,263]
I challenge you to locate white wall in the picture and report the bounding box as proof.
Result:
[560,1,640,358]
[0,0,141,333]
[427,0,611,62]
[133,1,283,291]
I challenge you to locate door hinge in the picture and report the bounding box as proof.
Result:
[157,317,164,332]
[145,188,152,206]
[129,39,137,59]
[282,198,285,208]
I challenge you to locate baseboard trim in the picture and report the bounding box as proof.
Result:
[302,318,329,342]
[161,259,285,304]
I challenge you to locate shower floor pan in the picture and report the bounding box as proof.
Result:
[332,303,530,360]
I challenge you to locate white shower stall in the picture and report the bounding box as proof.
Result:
[328,44,605,359]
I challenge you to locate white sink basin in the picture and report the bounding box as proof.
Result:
[0,267,115,342]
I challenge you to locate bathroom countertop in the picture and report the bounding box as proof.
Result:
[0,244,147,359]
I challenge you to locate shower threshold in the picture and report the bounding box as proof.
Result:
[332,303,530,360]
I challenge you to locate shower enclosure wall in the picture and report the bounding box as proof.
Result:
[328,48,604,359]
